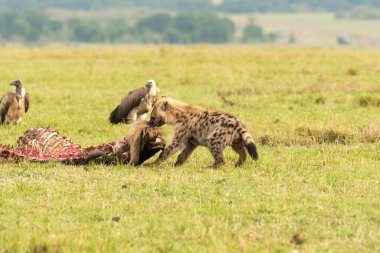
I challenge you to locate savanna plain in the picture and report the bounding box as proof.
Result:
[0,47,379,252]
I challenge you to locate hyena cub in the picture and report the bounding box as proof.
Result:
[148,97,258,168]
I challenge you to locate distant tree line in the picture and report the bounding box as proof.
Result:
[0,11,57,42]
[0,11,248,44]
[241,23,277,43]
[1,0,380,13]
[135,13,235,43]
[0,11,130,43]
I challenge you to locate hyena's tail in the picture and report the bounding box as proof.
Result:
[239,126,258,160]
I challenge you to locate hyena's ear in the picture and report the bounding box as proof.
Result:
[161,101,169,111]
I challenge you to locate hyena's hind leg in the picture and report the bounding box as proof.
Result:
[231,140,247,167]
[208,139,226,169]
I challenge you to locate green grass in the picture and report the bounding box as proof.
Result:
[0,47,379,252]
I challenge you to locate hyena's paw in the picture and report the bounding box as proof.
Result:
[206,161,226,169]
[143,161,160,167]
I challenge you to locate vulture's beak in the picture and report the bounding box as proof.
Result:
[10,80,21,87]
[150,137,166,150]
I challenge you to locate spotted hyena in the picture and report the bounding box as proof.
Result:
[148,97,258,168]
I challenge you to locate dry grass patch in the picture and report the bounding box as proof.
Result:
[217,85,258,97]
[258,134,284,146]
[347,68,359,76]
[357,96,380,107]
[258,126,355,146]
[294,126,354,145]
[314,96,326,104]
[361,125,380,143]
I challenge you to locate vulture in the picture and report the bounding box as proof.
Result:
[0,80,30,125]
[109,80,159,124]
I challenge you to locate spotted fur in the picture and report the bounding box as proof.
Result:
[148,97,258,168]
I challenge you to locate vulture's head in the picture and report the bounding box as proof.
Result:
[10,79,23,88]
[145,80,159,96]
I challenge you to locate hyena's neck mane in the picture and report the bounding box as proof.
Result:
[171,103,205,123]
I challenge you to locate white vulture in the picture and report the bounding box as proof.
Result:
[0,80,30,125]
[109,80,159,124]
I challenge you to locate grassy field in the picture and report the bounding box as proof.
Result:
[0,47,379,252]
[230,13,380,47]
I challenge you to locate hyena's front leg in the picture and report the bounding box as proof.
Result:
[146,134,184,166]
[174,141,198,167]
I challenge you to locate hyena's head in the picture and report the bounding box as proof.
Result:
[149,96,182,127]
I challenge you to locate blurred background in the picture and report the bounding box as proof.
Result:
[0,0,380,47]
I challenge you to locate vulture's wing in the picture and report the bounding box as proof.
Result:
[0,92,13,124]
[109,86,148,124]
[24,93,30,113]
